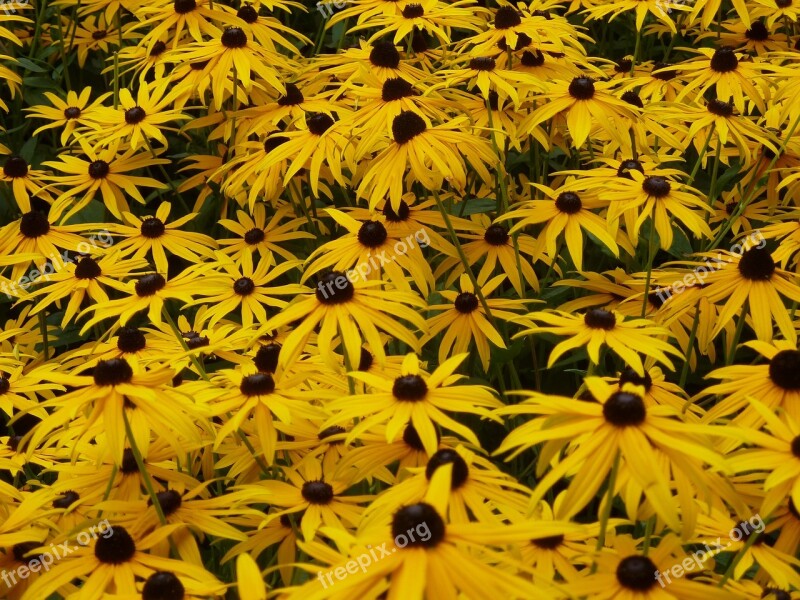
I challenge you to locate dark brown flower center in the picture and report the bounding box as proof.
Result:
[618,367,653,391]
[315,271,355,305]
[469,57,496,71]
[382,78,415,102]
[140,217,165,238]
[4,155,28,178]
[301,480,334,504]
[237,4,258,23]
[358,347,373,371]
[233,277,256,296]
[244,228,265,244]
[495,6,522,29]
[392,111,426,144]
[652,62,676,80]
[746,21,770,41]
[135,273,166,296]
[403,422,438,451]
[568,77,595,100]
[454,292,479,314]
[617,159,644,179]
[383,200,410,222]
[92,30,107,40]
[707,99,734,117]
[358,221,388,247]
[117,327,146,353]
[737,247,775,280]
[88,160,110,179]
[95,526,136,564]
[621,90,643,108]
[710,47,738,72]
[254,343,281,373]
[148,490,182,516]
[402,3,424,18]
[393,374,428,401]
[143,572,185,600]
[521,50,545,67]
[642,176,671,198]
[391,503,445,548]
[425,449,468,489]
[369,41,400,68]
[93,358,134,386]
[484,223,509,245]
[277,83,304,106]
[617,555,657,590]
[769,350,800,390]
[318,425,346,442]
[124,106,146,124]
[615,58,633,73]
[307,112,335,136]
[264,135,289,153]
[555,192,582,214]
[173,0,196,14]
[0,377,9,395]
[603,391,646,426]
[240,373,275,396]
[584,308,616,330]
[221,27,247,48]
[75,256,103,279]
[53,490,80,509]
[20,210,50,238]
[532,534,564,549]
[149,41,167,57]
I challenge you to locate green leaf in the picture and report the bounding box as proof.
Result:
[458,198,496,215]
[15,57,49,72]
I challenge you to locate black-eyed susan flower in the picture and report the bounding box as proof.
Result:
[107,202,217,274]
[43,141,169,222]
[323,352,502,456]
[495,378,729,535]
[356,110,496,212]
[262,271,426,371]
[516,308,681,375]
[422,273,529,371]
[25,88,110,146]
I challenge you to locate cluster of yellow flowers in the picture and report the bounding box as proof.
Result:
[1,0,800,598]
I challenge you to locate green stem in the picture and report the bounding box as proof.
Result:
[725,299,748,366]
[678,301,701,390]
[686,124,716,186]
[593,451,620,560]
[431,189,499,328]
[122,410,180,557]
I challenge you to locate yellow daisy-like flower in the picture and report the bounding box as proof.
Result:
[356,110,495,213]
[495,378,729,534]
[107,201,217,274]
[43,141,169,222]
[422,274,529,371]
[323,352,502,456]
[25,88,110,146]
[516,308,681,375]
[262,270,427,371]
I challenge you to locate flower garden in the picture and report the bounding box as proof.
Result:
[1,0,800,598]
